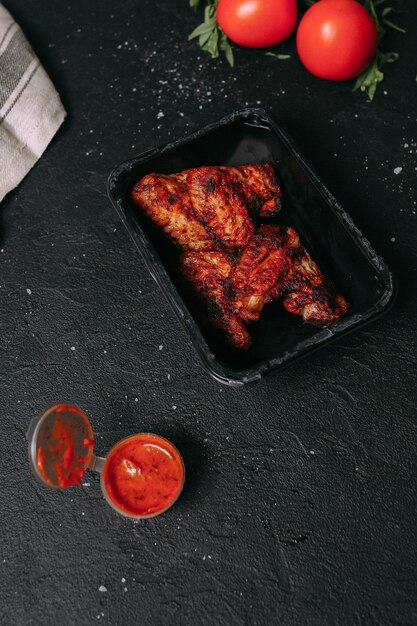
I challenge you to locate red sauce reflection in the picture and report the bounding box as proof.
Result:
[36,408,94,487]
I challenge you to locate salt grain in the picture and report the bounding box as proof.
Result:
[98,585,107,593]
[394,167,403,175]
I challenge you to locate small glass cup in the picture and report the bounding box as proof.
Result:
[27,403,185,519]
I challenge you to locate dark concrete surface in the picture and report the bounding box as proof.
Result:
[1,1,416,624]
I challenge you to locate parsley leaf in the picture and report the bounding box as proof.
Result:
[188,0,233,66]
[266,53,291,60]
[354,0,404,100]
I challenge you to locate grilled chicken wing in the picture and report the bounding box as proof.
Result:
[132,164,282,252]
[231,225,288,323]
[231,223,348,327]
[185,167,255,249]
[258,225,349,327]
[180,251,251,350]
[218,164,283,218]
[131,173,214,251]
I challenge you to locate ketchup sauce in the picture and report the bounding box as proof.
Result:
[102,434,184,518]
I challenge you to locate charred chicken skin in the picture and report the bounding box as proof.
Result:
[230,224,348,328]
[275,225,349,327]
[231,225,289,323]
[217,164,283,218]
[185,166,255,249]
[180,251,252,350]
[256,225,349,327]
[131,164,283,251]
[131,173,214,251]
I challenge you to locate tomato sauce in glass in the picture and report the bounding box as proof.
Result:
[102,434,184,518]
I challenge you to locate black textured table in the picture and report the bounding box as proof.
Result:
[1,1,417,624]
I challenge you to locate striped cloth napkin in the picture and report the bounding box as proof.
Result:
[0,4,66,202]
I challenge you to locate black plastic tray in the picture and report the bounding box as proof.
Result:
[107,108,396,386]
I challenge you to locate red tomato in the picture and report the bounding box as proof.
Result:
[216,0,298,48]
[296,0,378,81]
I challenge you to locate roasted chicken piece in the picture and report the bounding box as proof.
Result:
[131,173,214,251]
[180,250,251,350]
[257,224,349,327]
[276,225,349,326]
[231,224,348,328]
[231,225,289,323]
[185,166,255,249]
[217,164,283,218]
[132,164,282,252]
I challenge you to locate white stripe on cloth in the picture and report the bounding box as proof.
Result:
[0,4,66,202]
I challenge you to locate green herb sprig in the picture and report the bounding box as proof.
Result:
[353,0,404,100]
[188,0,234,66]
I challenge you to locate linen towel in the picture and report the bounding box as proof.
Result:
[0,4,66,202]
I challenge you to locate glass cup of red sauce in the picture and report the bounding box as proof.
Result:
[27,403,185,519]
